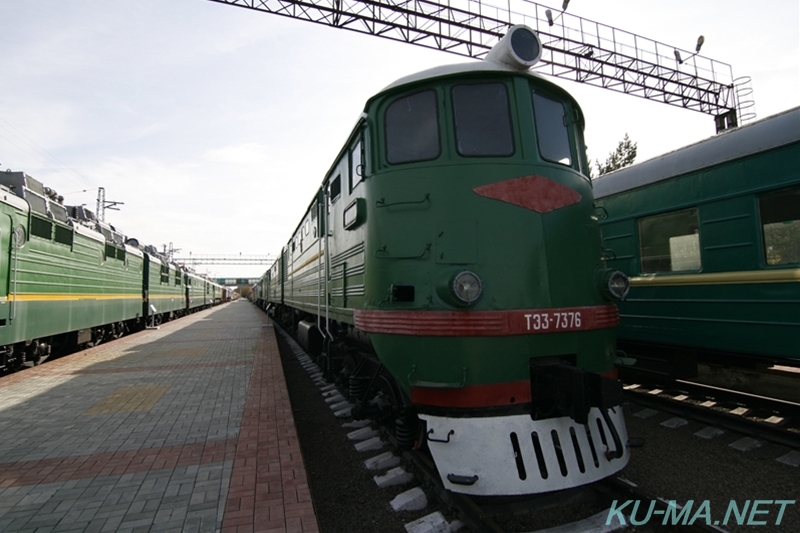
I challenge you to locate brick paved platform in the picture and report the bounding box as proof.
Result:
[0,302,319,533]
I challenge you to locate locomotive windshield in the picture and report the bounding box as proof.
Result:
[385,89,440,164]
[532,92,573,167]
[452,83,514,157]
[383,82,581,169]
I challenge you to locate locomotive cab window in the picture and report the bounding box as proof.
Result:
[329,175,341,204]
[638,208,701,273]
[760,186,800,266]
[452,83,514,157]
[532,92,573,167]
[385,89,440,164]
[350,137,364,191]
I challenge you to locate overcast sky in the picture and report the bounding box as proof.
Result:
[1,0,797,279]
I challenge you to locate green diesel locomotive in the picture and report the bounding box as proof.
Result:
[594,107,800,374]
[257,25,631,496]
[0,171,227,371]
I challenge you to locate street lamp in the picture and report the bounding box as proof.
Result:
[674,35,705,64]
[545,0,571,26]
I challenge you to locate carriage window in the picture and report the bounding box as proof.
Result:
[638,209,701,273]
[532,92,573,166]
[452,83,514,157]
[760,187,800,265]
[385,90,440,164]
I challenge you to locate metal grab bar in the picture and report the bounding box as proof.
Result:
[375,193,430,209]
[374,243,431,260]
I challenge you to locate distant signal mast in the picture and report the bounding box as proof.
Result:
[96,187,124,222]
[207,0,755,131]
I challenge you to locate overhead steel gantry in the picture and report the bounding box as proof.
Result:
[207,0,754,131]
[174,254,277,266]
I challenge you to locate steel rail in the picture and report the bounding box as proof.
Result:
[623,387,800,450]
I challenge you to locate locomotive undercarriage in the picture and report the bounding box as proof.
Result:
[271,304,422,450]
[1,318,143,374]
[0,341,51,372]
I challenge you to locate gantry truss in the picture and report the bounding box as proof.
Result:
[207,0,755,131]
[174,254,277,266]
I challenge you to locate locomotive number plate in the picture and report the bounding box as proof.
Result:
[354,305,618,336]
[523,311,582,331]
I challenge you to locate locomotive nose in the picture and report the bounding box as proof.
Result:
[597,268,630,300]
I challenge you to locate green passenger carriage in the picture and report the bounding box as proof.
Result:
[262,26,631,496]
[594,107,800,373]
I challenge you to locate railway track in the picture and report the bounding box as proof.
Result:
[620,371,800,450]
[276,323,746,533]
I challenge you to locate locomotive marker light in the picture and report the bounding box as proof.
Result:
[484,25,542,71]
[601,269,631,300]
[452,271,483,305]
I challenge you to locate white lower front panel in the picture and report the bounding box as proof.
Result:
[420,407,629,496]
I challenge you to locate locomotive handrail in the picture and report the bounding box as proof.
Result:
[10,225,19,321]
[375,193,430,209]
[374,243,431,260]
[427,428,455,443]
[593,204,609,220]
[601,247,617,261]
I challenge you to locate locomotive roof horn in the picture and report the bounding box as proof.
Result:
[484,25,543,71]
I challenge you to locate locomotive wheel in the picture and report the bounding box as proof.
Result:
[7,345,24,372]
[374,373,403,415]
[110,322,124,339]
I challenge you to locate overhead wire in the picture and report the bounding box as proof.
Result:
[0,117,98,189]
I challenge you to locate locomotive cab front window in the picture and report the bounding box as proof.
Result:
[532,92,573,167]
[385,89,440,164]
[452,83,514,157]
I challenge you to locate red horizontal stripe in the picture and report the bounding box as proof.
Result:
[354,305,618,336]
[412,381,531,408]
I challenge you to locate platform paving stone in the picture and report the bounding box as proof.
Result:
[0,302,319,533]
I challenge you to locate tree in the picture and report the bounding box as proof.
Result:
[592,133,637,178]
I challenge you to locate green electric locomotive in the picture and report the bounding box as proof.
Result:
[0,171,227,370]
[594,107,800,372]
[0,172,144,369]
[263,26,631,496]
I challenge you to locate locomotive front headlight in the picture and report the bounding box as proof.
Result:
[606,270,630,300]
[452,271,483,305]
